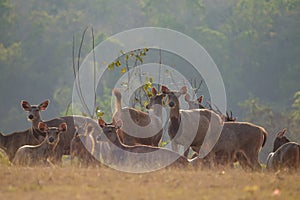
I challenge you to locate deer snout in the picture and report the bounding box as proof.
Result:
[48,137,55,144]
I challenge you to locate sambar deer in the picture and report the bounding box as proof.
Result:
[98,118,189,170]
[21,100,102,163]
[204,122,267,170]
[184,93,205,109]
[70,122,100,167]
[266,129,300,171]
[0,129,43,162]
[112,88,163,146]
[162,86,224,158]
[183,91,266,169]
[13,122,67,166]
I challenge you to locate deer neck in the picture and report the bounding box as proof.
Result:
[168,105,181,139]
[30,127,45,143]
[150,104,163,117]
[32,117,43,130]
[273,137,290,152]
[169,103,180,119]
[115,131,124,148]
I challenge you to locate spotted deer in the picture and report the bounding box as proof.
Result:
[21,100,102,163]
[266,129,300,170]
[112,88,163,146]
[13,122,67,166]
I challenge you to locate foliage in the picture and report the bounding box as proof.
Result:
[0,0,299,133]
[240,91,300,141]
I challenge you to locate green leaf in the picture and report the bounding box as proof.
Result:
[144,100,149,108]
[115,60,121,67]
[121,67,126,74]
[108,62,114,70]
[136,55,143,63]
[96,108,104,117]
[143,84,148,91]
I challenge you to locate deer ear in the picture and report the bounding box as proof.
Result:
[98,118,106,128]
[59,123,67,132]
[39,100,49,111]
[152,87,157,96]
[21,100,31,111]
[277,129,285,138]
[38,122,48,132]
[161,86,170,94]
[180,86,187,94]
[184,94,190,102]
[115,120,123,129]
[197,96,203,103]
[282,128,287,136]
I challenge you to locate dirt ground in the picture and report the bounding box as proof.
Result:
[0,163,299,200]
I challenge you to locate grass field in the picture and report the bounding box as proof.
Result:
[1,159,300,200]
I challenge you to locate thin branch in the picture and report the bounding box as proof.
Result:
[75,27,92,117]
[92,27,96,118]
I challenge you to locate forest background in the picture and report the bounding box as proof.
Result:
[0,0,299,162]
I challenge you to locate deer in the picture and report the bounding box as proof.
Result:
[0,128,44,163]
[183,90,265,170]
[184,93,236,122]
[111,88,163,146]
[266,129,300,171]
[203,122,267,170]
[13,122,67,166]
[21,100,102,163]
[97,118,189,170]
[70,122,100,167]
[184,94,205,109]
[161,86,224,158]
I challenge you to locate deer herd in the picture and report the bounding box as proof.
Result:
[0,85,299,172]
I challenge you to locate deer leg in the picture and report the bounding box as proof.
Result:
[183,147,190,158]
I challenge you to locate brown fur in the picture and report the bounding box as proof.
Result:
[112,89,163,146]
[13,122,67,166]
[98,118,189,169]
[0,129,42,162]
[267,129,300,170]
[21,100,102,163]
[162,86,224,158]
[205,122,267,170]
[267,142,300,171]
[70,124,100,167]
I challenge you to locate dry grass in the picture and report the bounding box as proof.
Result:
[1,161,300,200]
